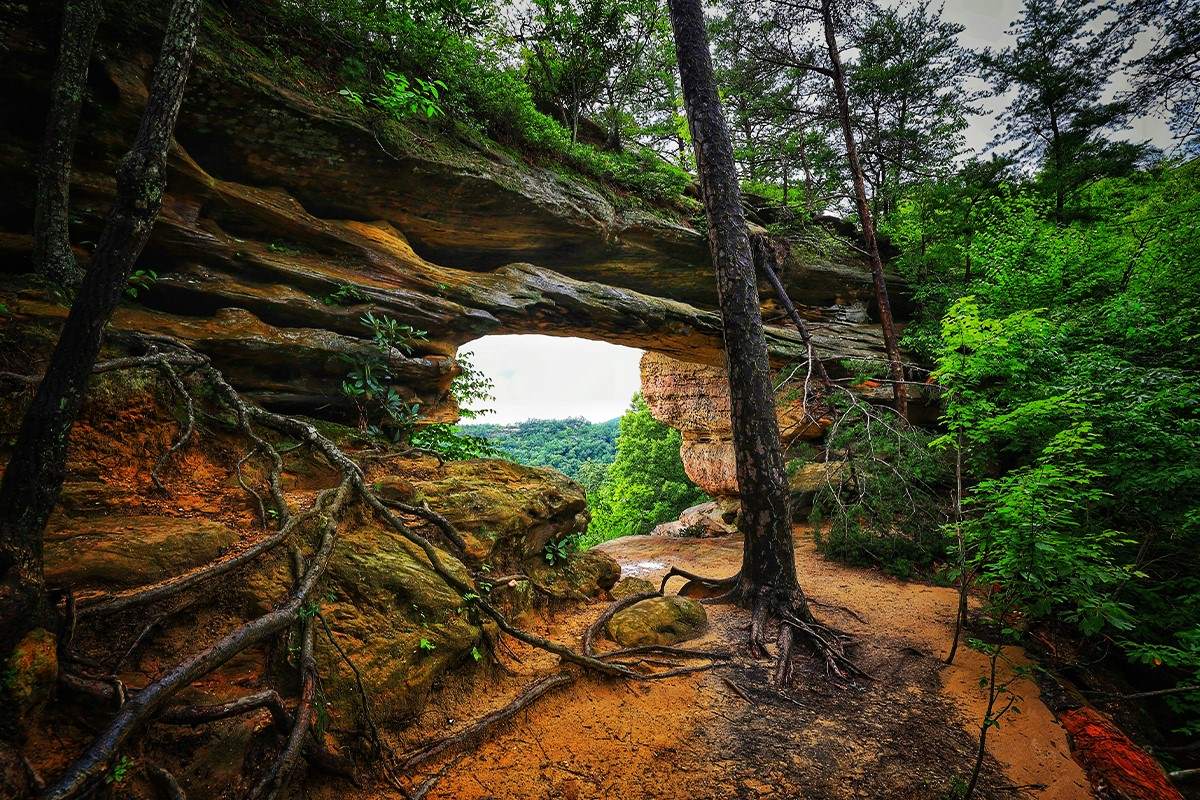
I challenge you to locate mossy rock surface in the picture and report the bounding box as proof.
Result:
[378,458,589,566]
[241,513,481,723]
[607,595,708,647]
[44,515,236,590]
[527,550,621,599]
[5,628,57,724]
[611,576,656,600]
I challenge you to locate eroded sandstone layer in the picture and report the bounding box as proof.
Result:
[0,3,899,429]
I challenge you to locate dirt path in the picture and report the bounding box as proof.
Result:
[342,527,1092,800]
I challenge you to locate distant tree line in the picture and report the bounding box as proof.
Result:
[461,417,619,480]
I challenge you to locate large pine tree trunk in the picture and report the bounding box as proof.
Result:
[0,0,202,661]
[820,0,908,419]
[666,0,807,622]
[33,0,103,288]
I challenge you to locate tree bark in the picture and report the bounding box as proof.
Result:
[33,0,103,288]
[667,0,804,614]
[820,0,908,418]
[0,0,202,661]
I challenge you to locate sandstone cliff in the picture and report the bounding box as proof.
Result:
[0,1,899,430]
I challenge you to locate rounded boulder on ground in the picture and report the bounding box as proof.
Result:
[607,595,708,646]
[611,576,656,599]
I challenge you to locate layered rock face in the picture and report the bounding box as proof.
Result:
[0,3,897,429]
[640,351,829,498]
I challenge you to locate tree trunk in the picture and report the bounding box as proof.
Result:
[0,0,202,661]
[666,0,806,620]
[820,0,908,418]
[33,0,103,289]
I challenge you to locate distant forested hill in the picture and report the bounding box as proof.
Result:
[460,418,620,480]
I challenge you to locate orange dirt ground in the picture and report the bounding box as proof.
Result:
[324,528,1093,800]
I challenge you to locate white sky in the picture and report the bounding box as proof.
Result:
[467,1,1175,425]
[461,335,643,424]
[944,0,1172,155]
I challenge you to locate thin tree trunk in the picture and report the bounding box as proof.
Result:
[667,0,804,616]
[0,0,202,661]
[946,428,968,664]
[33,0,103,288]
[820,0,908,418]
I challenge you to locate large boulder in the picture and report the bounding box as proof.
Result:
[607,596,708,646]
[373,457,589,567]
[651,500,739,538]
[789,460,847,516]
[611,576,656,599]
[241,512,482,722]
[526,549,621,600]
[640,352,829,498]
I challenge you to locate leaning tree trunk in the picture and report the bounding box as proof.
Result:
[667,0,808,625]
[0,0,202,662]
[820,0,908,419]
[33,0,103,288]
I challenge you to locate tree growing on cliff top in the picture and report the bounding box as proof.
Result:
[818,0,909,418]
[0,0,202,667]
[978,0,1149,218]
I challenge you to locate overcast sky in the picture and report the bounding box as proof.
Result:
[462,335,643,424]
[467,0,1172,425]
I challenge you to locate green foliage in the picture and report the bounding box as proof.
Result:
[124,269,157,299]
[322,283,370,306]
[272,0,692,205]
[581,395,707,547]
[812,392,952,578]
[360,312,427,355]
[417,637,436,653]
[340,313,428,436]
[977,0,1152,213]
[411,352,501,459]
[542,534,578,565]
[105,755,133,785]
[895,162,1200,724]
[460,417,619,479]
[341,70,447,118]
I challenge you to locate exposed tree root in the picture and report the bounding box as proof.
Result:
[398,672,575,773]
[657,564,867,687]
[147,355,196,494]
[34,340,727,800]
[379,497,468,556]
[157,689,292,731]
[76,493,332,620]
[658,566,739,595]
[42,480,352,800]
[249,575,317,800]
[145,764,187,800]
